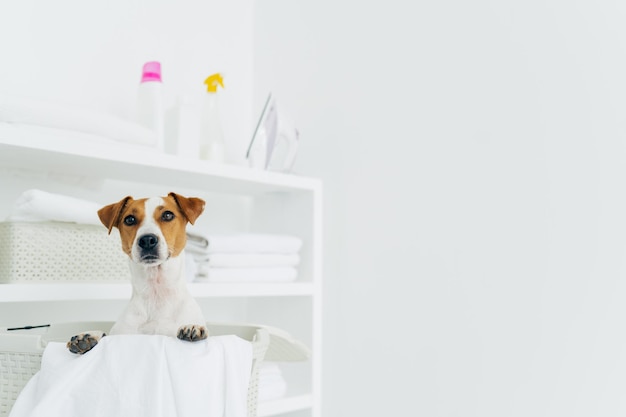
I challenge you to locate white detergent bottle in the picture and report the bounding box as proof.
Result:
[136,61,164,150]
[199,73,225,162]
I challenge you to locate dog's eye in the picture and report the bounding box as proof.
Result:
[123,215,136,226]
[161,211,175,222]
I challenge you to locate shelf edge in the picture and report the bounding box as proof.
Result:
[0,282,315,302]
[0,130,322,193]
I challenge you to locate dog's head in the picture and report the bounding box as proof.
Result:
[97,192,205,266]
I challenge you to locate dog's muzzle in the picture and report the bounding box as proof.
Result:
[138,233,160,263]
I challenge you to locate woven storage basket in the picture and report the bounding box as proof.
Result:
[0,222,130,283]
[0,322,270,417]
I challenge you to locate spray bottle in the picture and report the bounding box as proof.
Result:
[199,73,225,162]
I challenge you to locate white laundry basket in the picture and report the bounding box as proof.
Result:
[0,322,270,417]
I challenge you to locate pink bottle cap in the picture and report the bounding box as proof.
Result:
[141,61,162,83]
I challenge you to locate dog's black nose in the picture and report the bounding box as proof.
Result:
[138,234,159,250]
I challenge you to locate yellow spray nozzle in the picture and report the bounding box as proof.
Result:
[204,73,224,93]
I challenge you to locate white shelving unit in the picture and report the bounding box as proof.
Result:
[0,128,322,417]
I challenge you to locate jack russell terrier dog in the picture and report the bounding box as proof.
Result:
[67,192,207,354]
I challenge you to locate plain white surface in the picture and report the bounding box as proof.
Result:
[255,1,626,416]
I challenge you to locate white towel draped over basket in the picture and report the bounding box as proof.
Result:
[0,322,281,417]
[9,335,253,417]
[0,322,311,417]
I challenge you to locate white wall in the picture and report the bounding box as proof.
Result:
[0,0,254,164]
[255,1,626,416]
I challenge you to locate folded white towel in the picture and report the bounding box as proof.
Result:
[196,267,299,283]
[7,189,102,225]
[8,334,252,417]
[207,234,303,254]
[0,94,156,146]
[209,253,300,268]
[186,232,303,255]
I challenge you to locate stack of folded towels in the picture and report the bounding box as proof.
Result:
[257,362,288,403]
[0,94,157,147]
[185,231,302,283]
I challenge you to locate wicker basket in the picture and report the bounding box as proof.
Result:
[0,322,270,417]
[0,222,130,283]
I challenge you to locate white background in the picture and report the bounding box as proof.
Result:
[255,1,626,416]
[3,0,626,416]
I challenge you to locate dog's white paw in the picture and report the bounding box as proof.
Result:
[177,325,208,342]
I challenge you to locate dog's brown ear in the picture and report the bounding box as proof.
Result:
[168,192,205,225]
[98,196,132,234]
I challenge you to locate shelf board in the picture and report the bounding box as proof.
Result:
[0,282,315,302]
[0,125,321,195]
[257,394,313,417]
